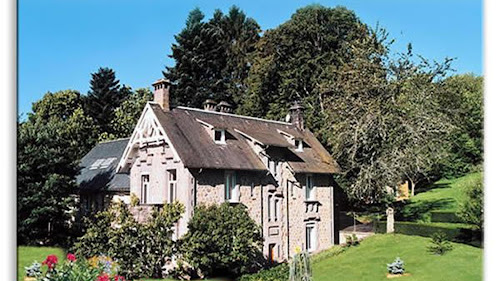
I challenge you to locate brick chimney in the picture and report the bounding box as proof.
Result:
[152,78,171,110]
[289,101,305,130]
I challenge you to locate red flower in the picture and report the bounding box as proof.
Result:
[67,253,77,262]
[114,275,126,281]
[96,274,110,281]
[42,254,58,270]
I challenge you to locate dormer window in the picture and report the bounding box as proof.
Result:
[295,139,303,152]
[214,129,226,144]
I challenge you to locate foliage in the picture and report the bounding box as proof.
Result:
[437,74,483,177]
[165,6,260,108]
[175,203,264,278]
[18,90,98,245]
[73,201,184,279]
[427,231,453,255]
[457,173,483,230]
[289,251,312,281]
[238,263,288,281]
[386,257,405,274]
[345,234,359,247]
[83,67,131,134]
[106,88,153,139]
[33,253,125,281]
[430,211,461,223]
[25,261,42,278]
[17,246,66,281]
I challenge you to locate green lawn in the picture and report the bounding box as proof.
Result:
[17,246,66,281]
[313,234,482,281]
[400,172,482,222]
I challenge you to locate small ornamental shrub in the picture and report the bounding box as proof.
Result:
[238,263,288,281]
[25,261,42,278]
[33,253,125,281]
[345,234,359,247]
[457,174,483,231]
[289,251,312,281]
[175,203,265,279]
[427,231,453,255]
[387,257,405,275]
[73,200,184,280]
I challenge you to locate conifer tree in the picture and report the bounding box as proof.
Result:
[84,67,130,133]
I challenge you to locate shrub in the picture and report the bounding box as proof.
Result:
[373,220,479,244]
[457,174,483,230]
[289,251,312,281]
[73,200,184,280]
[345,234,359,247]
[387,257,405,275]
[175,203,264,278]
[430,211,461,223]
[427,231,453,255]
[33,253,125,281]
[25,261,42,278]
[238,263,288,281]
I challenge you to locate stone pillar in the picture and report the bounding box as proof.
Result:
[386,207,394,233]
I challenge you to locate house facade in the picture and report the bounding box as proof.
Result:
[78,78,341,261]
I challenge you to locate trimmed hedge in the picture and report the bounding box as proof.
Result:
[430,211,462,223]
[373,220,480,245]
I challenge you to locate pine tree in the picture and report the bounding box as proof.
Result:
[164,6,260,109]
[84,67,130,134]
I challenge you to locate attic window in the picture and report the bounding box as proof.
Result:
[295,139,303,152]
[214,129,226,144]
[89,157,116,170]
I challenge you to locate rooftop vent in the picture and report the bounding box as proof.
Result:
[203,99,218,111]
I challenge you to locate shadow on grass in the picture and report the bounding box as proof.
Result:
[415,182,451,194]
[396,198,456,221]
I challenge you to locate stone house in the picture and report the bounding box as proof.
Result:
[77,78,342,261]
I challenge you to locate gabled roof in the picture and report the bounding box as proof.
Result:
[149,104,340,174]
[77,138,130,192]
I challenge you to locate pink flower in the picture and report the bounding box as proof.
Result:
[42,254,58,270]
[114,275,126,281]
[67,253,77,262]
[96,274,110,281]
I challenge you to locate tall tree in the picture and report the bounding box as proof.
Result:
[437,74,483,177]
[18,90,98,245]
[164,6,260,109]
[84,67,130,134]
[100,88,153,141]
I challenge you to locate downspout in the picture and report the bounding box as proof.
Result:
[286,179,290,259]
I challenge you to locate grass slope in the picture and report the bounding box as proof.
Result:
[17,246,66,281]
[313,234,482,281]
[400,172,482,222]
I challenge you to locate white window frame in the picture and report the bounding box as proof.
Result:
[168,169,177,203]
[140,174,150,204]
[305,223,317,252]
[214,129,226,144]
[305,174,315,201]
[224,171,238,202]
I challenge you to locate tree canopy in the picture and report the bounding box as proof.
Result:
[164,6,261,108]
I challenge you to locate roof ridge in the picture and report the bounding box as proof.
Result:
[175,106,293,126]
[98,137,130,144]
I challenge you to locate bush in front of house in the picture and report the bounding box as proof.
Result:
[73,200,184,280]
[238,263,288,281]
[27,252,126,281]
[387,257,405,275]
[289,251,312,281]
[345,234,360,247]
[427,231,453,255]
[175,202,265,279]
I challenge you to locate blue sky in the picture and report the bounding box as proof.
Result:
[18,0,483,117]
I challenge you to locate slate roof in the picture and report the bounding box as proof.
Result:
[150,104,340,174]
[76,138,130,192]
